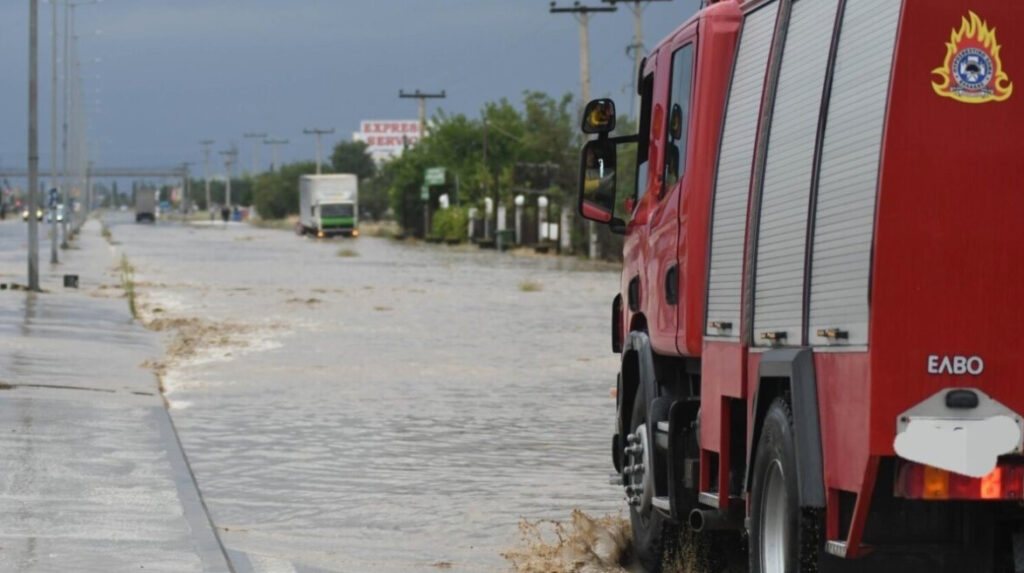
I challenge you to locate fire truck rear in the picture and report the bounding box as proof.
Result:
[577,0,1022,571]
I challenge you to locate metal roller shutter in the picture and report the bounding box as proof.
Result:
[753,0,840,348]
[705,1,779,339]
[809,0,902,347]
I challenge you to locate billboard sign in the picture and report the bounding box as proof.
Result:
[353,120,421,163]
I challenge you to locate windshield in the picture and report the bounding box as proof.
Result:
[320,203,354,218]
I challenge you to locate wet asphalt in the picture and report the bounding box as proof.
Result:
[0,216,230,572]
[102,213,625,572]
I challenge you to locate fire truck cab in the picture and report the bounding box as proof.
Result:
[579,0,1023,571]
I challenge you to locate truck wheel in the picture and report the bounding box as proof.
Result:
[749,397,822,573]
[626,386,678,572]
[295,223,305,236]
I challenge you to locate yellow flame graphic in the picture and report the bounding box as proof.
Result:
[932,11,1013,103]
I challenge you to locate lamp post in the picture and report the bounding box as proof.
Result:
[64,0,101,233]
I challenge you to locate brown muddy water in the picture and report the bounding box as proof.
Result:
[102,214,639,572]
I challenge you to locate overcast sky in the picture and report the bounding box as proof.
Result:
[0,1,698,174]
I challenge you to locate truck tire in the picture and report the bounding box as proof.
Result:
[295,222,305,236]
[627,386,678,572]
[749,397,823,573]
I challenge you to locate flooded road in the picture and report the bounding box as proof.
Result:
[104,213,628,572]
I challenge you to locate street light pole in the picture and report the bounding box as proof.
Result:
[179,162,192,218]
[62,0,70,233]
[243,132,267,174]
[49,0,59,262]
[200,139,213,211]
[302,128,334,175]
[263,138,289,173]
[219,147,237,211]
[28,0,41,290]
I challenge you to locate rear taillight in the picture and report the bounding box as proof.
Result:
[895,459,1024,500]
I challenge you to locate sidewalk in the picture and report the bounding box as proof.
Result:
[0,219,230,571]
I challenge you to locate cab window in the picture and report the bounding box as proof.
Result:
[663,43,694,195]
[634,72,654,206]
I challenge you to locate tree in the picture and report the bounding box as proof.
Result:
[251,161,323,219]
[382,91,586,245]
[330,141,376,181]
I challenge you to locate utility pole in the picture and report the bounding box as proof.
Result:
[50,0,59,261]
[399,90,445,239]
[550,2,616,107]
[84,160,92,216]
[28,0,40,290]
[264,138,289,172]
[602,0,671,117]
[482,113,494,239]
[550,1,616,260]
[398,89,446,138]
[200,139,213,210]
[179,162,192,218]
[302,128,334,174]
[219,147,237,209]
[243,132,267,174]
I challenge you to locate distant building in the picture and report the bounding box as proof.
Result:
[353,120,421,164]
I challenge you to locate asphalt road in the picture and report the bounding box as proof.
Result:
[105,213,626,572]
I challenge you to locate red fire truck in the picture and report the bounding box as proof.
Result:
[578,0,1021,571]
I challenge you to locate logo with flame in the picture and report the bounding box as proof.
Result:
[932,11,1013,103]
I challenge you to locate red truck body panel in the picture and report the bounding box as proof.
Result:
[621,1,741,358]
[868,0,1024,457]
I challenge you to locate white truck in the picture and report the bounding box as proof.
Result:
[135,189,156,223]
[297,174,358,238]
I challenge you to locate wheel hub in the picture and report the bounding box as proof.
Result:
[623,424,653,514]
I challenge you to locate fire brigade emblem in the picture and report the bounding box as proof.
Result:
[932,11,1013,103]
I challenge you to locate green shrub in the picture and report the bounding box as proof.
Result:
[431,207,469,242]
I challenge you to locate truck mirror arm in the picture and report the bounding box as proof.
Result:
[609,217,626,235]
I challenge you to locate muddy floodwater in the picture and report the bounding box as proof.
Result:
[103,214,629,572]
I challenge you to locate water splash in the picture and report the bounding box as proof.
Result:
[503,509,631,573]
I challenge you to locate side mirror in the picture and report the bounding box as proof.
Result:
[578,138,617,224]
[582,99,616,134]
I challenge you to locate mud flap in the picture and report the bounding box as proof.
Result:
[747,348,826,508]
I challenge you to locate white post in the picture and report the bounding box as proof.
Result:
[514,194,524,245]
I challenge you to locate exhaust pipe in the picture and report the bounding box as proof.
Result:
[688,508,742,532]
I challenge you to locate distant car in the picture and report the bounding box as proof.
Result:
[21,207,43,222]
[44,205,65,224]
